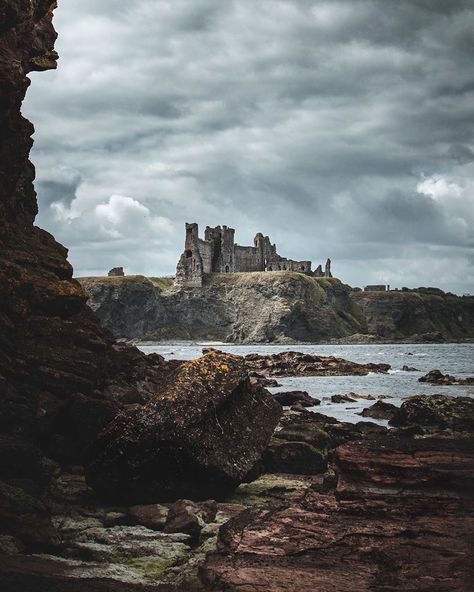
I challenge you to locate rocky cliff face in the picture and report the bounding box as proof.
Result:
[80,273,366,343]
[353,288,474,340]
[0,0,278,511]
[0,0,152,484]
[79,274,474,343]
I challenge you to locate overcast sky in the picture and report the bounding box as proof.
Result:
[24,0,474,293]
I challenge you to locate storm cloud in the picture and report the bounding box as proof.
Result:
[24,0,474,292]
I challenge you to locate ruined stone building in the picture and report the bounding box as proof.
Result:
[175,223,332,287]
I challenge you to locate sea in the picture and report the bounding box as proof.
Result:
[138,343,474,426]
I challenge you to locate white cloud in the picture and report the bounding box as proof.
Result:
[417,175,464,201]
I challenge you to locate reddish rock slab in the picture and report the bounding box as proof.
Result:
[201,491,473,592]
[335,435,474,499]
[128,504,169,531]
[359,400,398,420]
[202,434,474,591]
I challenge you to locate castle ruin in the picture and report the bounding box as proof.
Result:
[175,223,332,287]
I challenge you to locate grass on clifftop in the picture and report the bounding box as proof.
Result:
[204,271,342,287]
[77,275,174,292]
[148,277,174,291]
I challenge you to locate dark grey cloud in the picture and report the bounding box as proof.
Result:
[23,0,474,292]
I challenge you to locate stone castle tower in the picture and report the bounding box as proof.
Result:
[175,223,331,288]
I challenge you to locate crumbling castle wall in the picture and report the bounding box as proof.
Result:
[234,245,264,272]
[175,223,332,287]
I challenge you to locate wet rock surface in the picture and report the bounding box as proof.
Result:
[419,369,474,386]
[204,349,391,377]
[389,394,474,432]
[202,414,474,591]
[86,352,281,504]
[359,400,398,420]
[271,390,320,407]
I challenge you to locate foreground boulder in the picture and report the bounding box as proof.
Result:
[419,369,474,386]
[86,352,281,503]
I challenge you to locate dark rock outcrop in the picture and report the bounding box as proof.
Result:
[86,352,281,503]
[241,350,390,376]
[419,369,456,384]
[263,415,330,475]
[419,369,474,386]
[331,393,356,403]
[359,400,398,420]
[389,394,474,432]
[271,390,320,407]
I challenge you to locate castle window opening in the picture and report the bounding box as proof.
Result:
[185,250,192,258]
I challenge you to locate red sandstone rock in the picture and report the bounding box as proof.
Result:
[128,504,169,530]
[164,499,218,544]
[202,433,474,591]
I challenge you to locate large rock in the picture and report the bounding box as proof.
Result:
[271,390,320,407]
[202,428,474,591]
[418,369,456,384]
[86,352,281,503]
[389,394,474,432]
[263,415,330,475]
[359,400,398,420]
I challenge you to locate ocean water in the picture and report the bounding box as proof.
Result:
[138,343,474,425]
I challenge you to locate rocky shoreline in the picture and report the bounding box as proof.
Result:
[1,390,473,591]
